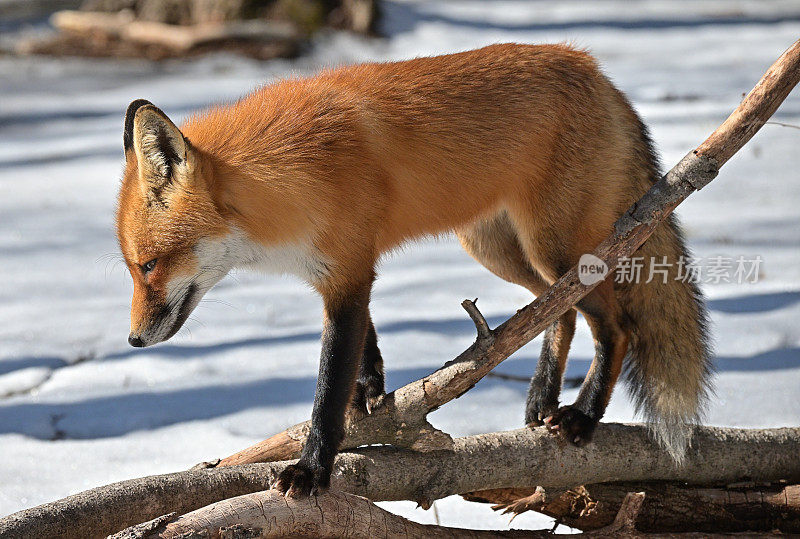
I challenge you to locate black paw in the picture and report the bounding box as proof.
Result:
[543,405,597,446]
[274,461,330,498]
[351,378,385,415]
[525,390,559,427]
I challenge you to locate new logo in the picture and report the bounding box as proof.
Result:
[578,254,609,285]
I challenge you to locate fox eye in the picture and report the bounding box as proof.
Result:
[141,259,157,274]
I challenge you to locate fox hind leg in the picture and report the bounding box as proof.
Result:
[526,309,576,425]
[456,211,576,425]
[546,280,630,444]
[505,201,632,445]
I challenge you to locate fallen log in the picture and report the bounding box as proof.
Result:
[112,490,782,538]
[111,490,539,539]
[16,10,301,59]
[51,10,298,52]
[51,9,134,38]
[2,424,799,538]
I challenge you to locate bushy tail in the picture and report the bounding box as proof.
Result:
[617,213,713,463]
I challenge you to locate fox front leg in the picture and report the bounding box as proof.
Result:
[351,316,385,415]
[275,284,371,497]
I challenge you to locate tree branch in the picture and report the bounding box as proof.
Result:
[111,489,724,538]
[3,425,800,538]
[462,299,494,342]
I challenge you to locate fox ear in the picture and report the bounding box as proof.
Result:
[123,99,153,152]
[126,100,189,203]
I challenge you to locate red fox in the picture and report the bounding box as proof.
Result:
[117,43,711,497]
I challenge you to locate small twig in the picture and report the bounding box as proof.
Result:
[461,298,493,342]
[766,120,800,130]
[486,371,584,389]
[494,486,570,518]
[486,371,530,383]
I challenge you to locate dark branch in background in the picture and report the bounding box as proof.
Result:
[464,481,800,533]
[487,371,584,388]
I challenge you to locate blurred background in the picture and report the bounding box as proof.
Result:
[1,0,799,532]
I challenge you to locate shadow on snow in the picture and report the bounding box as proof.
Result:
[0,291,798,438]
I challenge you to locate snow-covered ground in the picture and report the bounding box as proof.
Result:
[1,0,799,532]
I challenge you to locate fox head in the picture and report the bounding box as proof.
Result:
[116,100,231,347]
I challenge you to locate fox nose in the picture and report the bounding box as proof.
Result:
[128,334,145,347]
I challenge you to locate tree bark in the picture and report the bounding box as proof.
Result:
[112,490,539,539]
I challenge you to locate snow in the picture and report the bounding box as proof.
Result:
[1,0,800,533]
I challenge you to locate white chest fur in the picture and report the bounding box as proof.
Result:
[205,227,330,285]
